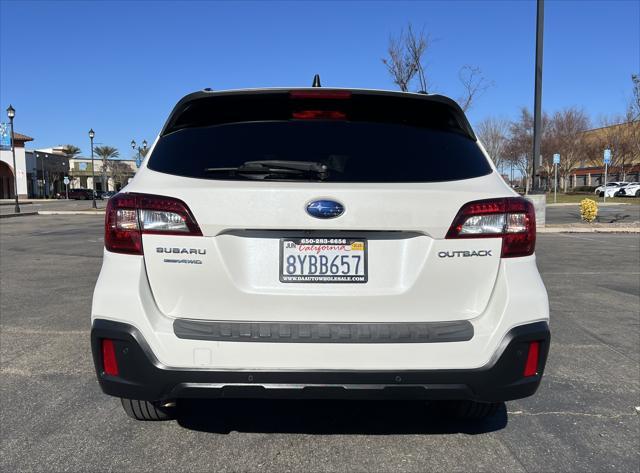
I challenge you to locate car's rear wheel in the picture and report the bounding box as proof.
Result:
[636,190,640,197]
[438,400,502,419]
[120,398,176,421]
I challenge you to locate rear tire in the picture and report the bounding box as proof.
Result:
[439,400,502,419]
[120,398,176,421]
[636,190,640,197]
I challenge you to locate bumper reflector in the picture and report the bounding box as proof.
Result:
[523,341,540,377]
[101,339,119,376]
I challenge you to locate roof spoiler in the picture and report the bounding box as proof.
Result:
[160,88,476,140]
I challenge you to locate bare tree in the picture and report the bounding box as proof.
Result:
[547,107,590,191]
[382,24,491,111]
[593,116,638,181]
[382,23,431,92]
[105,159,133,190]
[504,109,533,192]
[476,117,509,172]
[458,65,493,112]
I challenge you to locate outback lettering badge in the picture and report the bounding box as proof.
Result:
[438,250,492,258]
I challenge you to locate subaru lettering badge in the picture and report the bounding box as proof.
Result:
[306,199,345,219]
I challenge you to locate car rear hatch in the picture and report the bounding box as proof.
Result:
[115,89,530,323]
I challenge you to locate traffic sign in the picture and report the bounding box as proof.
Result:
[63,177,70,185]
[604,149,611,164]
[553,153,560,165]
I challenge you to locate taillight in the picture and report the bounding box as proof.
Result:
[101,339,119,376]
[446,197,536,258]
[105,193,202,255]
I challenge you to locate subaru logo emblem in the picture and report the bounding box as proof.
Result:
[306,199,345,219]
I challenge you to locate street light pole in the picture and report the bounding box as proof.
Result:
[89,128,96,209]
[131,139,148,169]
[531,0,544,193]
[6,105,20,213]
[41,153,47,198]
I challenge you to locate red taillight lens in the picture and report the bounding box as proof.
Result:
[523,341,540,377]
[105,193,202,255]
[446,197,536,258]
[289,90,351,120]
[101,339,119,376]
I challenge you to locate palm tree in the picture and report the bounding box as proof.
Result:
[56,145,81,193]
[61,144,81,159]
[94,145,119,192]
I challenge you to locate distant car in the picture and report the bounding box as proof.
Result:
[619,182,640,197]
[594,182,623,194]
[102,191,117,199]
[596,182,629,197]
[68,188,100,200]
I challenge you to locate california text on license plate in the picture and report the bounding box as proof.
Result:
[279,238,368,283]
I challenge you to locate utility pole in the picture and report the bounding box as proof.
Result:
[531,0,544,192]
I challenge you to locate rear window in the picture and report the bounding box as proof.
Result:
[148,92,492,183]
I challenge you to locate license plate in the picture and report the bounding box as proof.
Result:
[280,238,368,283]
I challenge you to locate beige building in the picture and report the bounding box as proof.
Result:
[67,156,138,192]
[25,146,138,196]
[572,121,640,186]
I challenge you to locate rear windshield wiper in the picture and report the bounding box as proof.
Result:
[205,160,329,179]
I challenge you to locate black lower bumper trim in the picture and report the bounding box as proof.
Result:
[173,319,473,343]
[91,319,550,402]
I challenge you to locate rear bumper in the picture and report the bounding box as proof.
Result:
[91,319,550,402]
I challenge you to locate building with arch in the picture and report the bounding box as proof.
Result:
[0,132,32,199]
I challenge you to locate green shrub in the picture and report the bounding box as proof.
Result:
[571,186,597,193]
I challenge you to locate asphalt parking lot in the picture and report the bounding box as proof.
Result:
[1,215,638,472]
[0,199,106,216]
[546,204,640,225]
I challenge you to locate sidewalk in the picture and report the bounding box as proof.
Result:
[546,202,632,207]
[540,224,640,233]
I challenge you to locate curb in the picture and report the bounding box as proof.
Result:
[0,212,39,219]
[0,201,33,206]
[539,226,640,233]
[546,202,633,207]
[38,210,105,216]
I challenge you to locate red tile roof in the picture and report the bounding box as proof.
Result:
[13,132,34,142]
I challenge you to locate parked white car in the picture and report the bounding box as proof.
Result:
[594,182,629,196]
[91,86,550,421]
[619,182,640,197]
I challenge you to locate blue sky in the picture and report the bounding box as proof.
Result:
[1,0,638,159]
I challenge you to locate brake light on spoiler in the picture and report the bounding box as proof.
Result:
[446,198,536,258]
[105,193,202,255]
[289,90,351,120]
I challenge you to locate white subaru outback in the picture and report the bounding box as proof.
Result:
[91,87,550,421]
